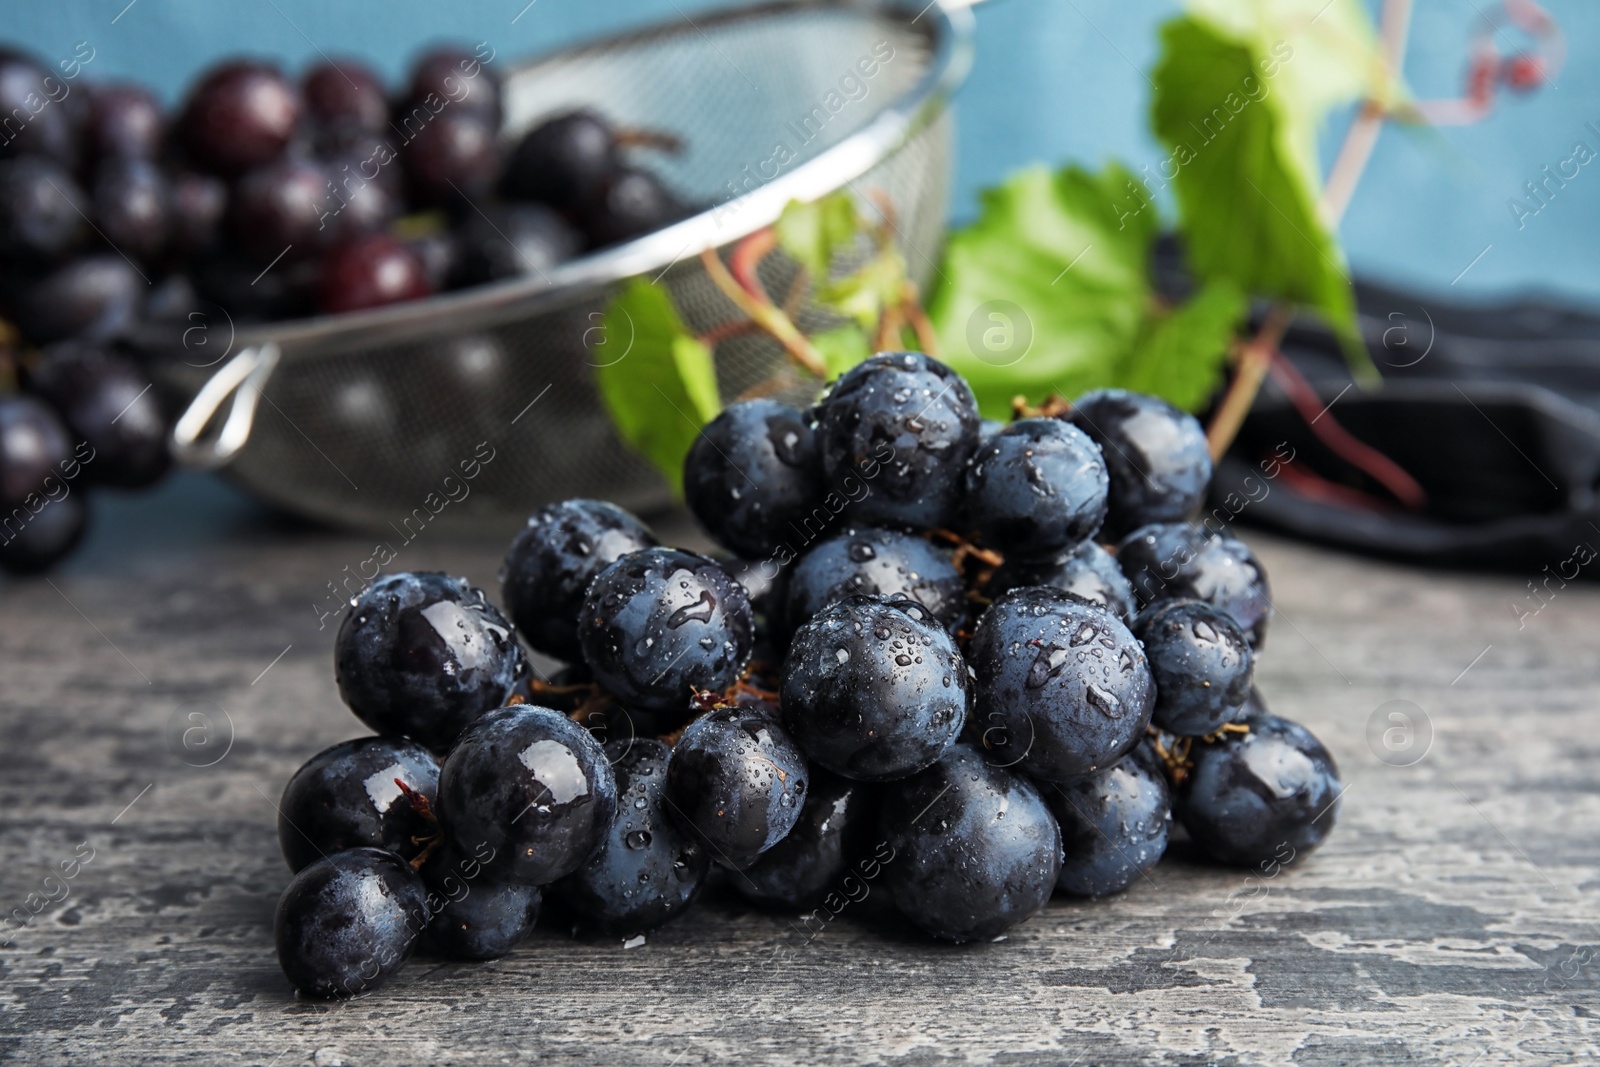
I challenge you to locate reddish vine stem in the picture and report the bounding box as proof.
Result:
[1206,307,1290,462]
[396,779,445,870]
[568,687,616,724]
[930,527,1004,570]
[1322,0,1413,224]
[1265,351,1427,509]
[699,245,829,378]
[1272,458,1397,513]
[903,282,940,357]
[875,299,905,352]
[697,190,940,382]
[730,228,777,300]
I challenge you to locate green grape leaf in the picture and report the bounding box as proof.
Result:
[1185,0,1400,140]
[1151,12,1372,375]
[776,193,861,279]
[1119,279,1247,411]
[593,278,720,493]
[927,162,1160,417]
[819,248,907,333]
[809,325,873,379]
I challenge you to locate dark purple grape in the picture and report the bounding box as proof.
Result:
[0,156,86,263]
[319,150,401,241]
[1046,742,1170,897]
[499,110,617,211]
[878,742,1062,942]
[231,157,335,262]
[1117,522,1272,647]
[780,595,967,781]
[1177,712,1341,868]
[0,394,75,506]
[436,705,618,886]
[553,739,712,934]
[318,234,432,314]
[276,736,440,873]
[501,499,659,662]
[736,768,878,911]
[814,351,982,531]
[1066,390,1212,539]
[581,168,684,248]
[90,157,170,264]
[782,525,965,638]
[82,82,165,161]
[962,416,1108,559]
[323,133,403,190]
[0,54,80,166]
[967,585,1155,783]
[401,111,498,207]
[0,381,89,574]
[167,171,227,258]
[404,229,462,292]
[5,254,142,343]
[421,842,541,960]
[452,202,582,284]
[334,571,528,751]
[988,540,1136,625]
[664,703,809,870]
[179,61,300,176]
[28,341,170,489]
[275,847,429,999]
[302,59,389,149]
[402,46,501,125]
[0,490,86,574]
[578,547,754,716]
[683,399,823,559]
[1133,597,1254,736]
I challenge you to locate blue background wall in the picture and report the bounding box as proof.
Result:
[6,0,1597,307]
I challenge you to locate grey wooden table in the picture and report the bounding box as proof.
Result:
[0,473,1595,1065]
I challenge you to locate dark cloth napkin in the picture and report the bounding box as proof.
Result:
[1212,275,1600,574]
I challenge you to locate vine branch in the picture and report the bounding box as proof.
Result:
[699,244,829,379]
[1207,0,1416,464]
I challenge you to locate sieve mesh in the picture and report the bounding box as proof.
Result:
[146,2,968,535]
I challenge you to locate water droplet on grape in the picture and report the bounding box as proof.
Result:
[1086,683,1122,718]
[667,590,716,628]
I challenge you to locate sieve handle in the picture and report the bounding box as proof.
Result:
[170,344,280,470]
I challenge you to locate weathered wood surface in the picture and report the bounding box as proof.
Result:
[1,474,1596,1065]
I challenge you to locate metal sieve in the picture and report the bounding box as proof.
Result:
[143,0,974,535]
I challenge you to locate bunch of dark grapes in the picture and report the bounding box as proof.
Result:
[273,351,1341,998]
[0,45,687,329]
[0,338,170,572]
[0,44,692,572]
